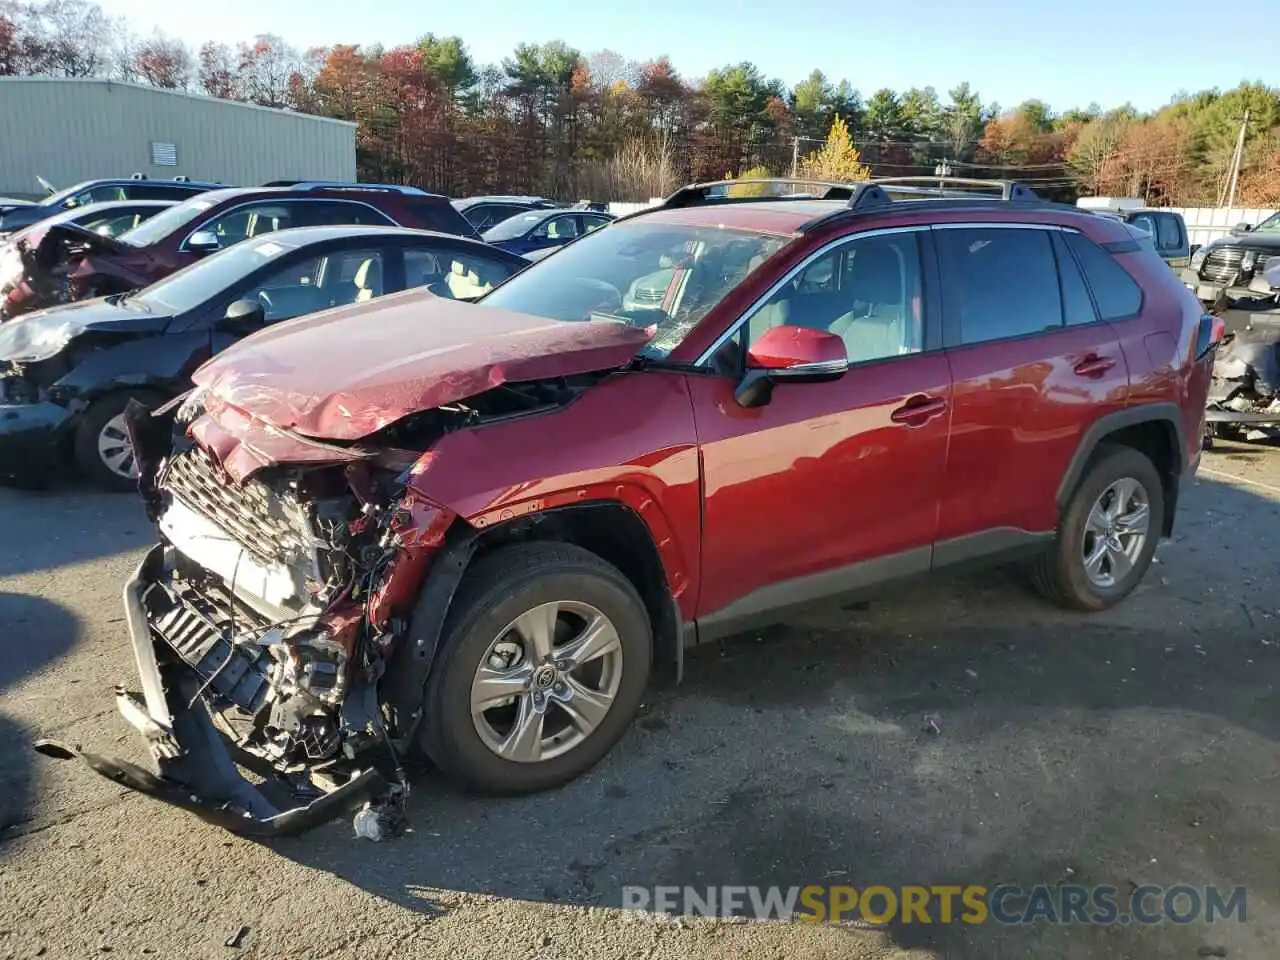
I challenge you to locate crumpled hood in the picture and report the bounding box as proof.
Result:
[191,287,652,441]
[17,220,131,257]
[0,297,167,361]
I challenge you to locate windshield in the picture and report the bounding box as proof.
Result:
[116,198,214,247]
[1253,212,1280,234]
[478,220,790,359]
[38,181,91,209]
[483,212,545,242]
[133,235,299,314]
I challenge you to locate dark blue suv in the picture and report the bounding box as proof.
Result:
[482,208,614,255]
[0,176,220,236]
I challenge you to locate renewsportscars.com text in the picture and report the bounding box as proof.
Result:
[621,884,1248,925]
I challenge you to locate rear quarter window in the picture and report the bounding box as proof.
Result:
[1064,232,1143,320]
[411,200,481,237]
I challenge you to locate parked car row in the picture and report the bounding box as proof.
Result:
[26,174,1220,844]
[0,181,613,322]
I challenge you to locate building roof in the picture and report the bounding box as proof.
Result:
[0,77,356,128]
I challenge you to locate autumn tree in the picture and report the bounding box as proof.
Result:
[800,115,870,182]
[1068,106,1134,194]
[132,31,191,89]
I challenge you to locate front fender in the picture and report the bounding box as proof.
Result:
[405,370,703,620]
[54,330,211,403]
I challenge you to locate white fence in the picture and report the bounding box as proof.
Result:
[1151,207,1275,249]
[606,199,664,216]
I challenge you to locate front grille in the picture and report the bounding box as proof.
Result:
[145,575,273,715]
[1201,246,1275,285]
[162,445,308,567]
[1202,247,1244,283]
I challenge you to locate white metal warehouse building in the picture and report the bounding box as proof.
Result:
[0,78,357,199]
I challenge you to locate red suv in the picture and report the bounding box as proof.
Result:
[37,177,1221,838]
[1,181,478,319]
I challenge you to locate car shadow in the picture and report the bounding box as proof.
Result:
[0,591,81,844]
[0,484,151,578]
[236,473,1280,955]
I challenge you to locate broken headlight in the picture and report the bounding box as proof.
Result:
[0,313,83,363]
[175,385,207,425]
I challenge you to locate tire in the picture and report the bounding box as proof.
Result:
[419,541,652,795]
[72,389,167,492]
[1031,444,1164,611]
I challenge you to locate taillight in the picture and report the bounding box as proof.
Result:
[1195,314,1225,360]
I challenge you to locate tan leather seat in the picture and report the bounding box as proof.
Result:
[354,258,383,302]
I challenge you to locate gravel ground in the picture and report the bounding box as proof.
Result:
[2,442,1279,960]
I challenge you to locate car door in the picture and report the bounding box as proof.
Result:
[577,213,612,236]
[933,224,1130,554]
[206,245,393,355]
[536,214,581,250]
[687,226,953,635]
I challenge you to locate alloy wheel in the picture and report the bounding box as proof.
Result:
[96,413,138,480]
[1081,477,1150,588]
[470,600,624,763]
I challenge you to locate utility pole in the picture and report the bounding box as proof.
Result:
[791,136,800,178]
[1225,109,1249,212]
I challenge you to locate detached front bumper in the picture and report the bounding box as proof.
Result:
[33,545,390,838]
[1181,270,1280,333]
[0,400,73,485]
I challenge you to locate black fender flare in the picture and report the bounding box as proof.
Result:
[1056,402,1187,531]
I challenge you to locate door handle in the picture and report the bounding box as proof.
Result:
[1074,354,1116,378]
[890,395,948,425]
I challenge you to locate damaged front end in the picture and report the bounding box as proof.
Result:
[2,223,132,320]
[35,392,468,838]
[1204,328,1280,444]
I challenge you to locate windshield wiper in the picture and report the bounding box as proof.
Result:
[116,289,150,312]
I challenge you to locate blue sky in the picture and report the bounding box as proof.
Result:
[100,0,1274,114]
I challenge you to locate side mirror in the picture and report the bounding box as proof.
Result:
[1237,222,1253,233]
[219,298,266,333]
[187,230,221,253]
[735,326,848,408]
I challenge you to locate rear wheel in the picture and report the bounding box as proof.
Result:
[73,389,166,492]
[1031,444,1164,611]
[419,542,652,795]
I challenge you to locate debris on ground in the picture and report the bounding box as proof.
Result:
[923,713,942,735]
[223,926,249,949]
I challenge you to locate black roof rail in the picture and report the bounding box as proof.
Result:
[870,176,1041,202]
[615,178,894,223]
[262,180,432,197]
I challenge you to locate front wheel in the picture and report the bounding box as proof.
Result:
[419,542,652,795]
[72,389,167,492]
[1031,445,1164,611]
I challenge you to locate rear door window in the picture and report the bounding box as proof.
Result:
[404,246,521,300]
[1155,213,1184,251]
[298,200,396,227]
[1063,231,1143,320]
[1051,233,1098,327]
[935,227,1063,345]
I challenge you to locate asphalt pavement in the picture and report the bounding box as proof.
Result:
[2,443,1279,959]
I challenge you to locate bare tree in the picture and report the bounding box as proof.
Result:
[22,0,111,77]
[236,33,302,107]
